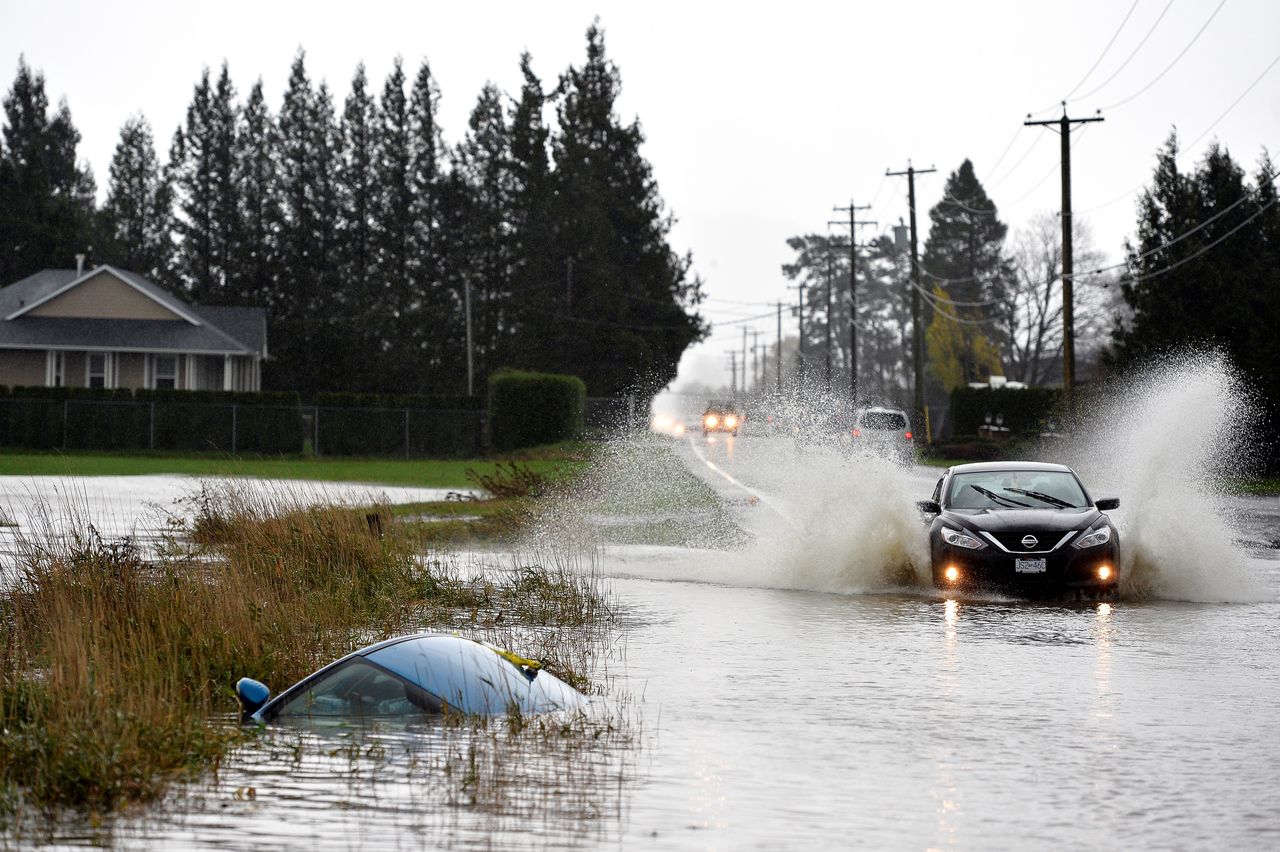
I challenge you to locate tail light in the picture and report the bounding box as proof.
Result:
[851,428,861,437]
[904,431,913,440]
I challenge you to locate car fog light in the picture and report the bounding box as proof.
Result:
[1097,564,1113,581]
[944,565,960,583]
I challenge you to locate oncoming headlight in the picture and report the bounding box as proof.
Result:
[1073,526,1112,549]
[705,415,719,428]
[724,415,738,428]
[941,527,986,550]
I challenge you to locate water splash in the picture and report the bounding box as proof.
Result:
[1056,353,1270,603]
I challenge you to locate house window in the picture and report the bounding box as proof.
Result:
[153,355,177,390]
[88,353,107,388]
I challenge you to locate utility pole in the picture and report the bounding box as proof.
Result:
[725,350,738,394]
[464,276,475,396]
[786,282,807,390]
[887,161,936,431]
[775,301,784,395]
[742,327,749,397]
[832,201,875,401]
[1025,104,1104,415]
[824,248,834,392]
[750,330,763,392]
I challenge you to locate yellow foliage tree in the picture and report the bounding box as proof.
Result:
[925,285,1003,391]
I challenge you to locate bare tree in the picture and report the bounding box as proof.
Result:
[1002,213,1111,385]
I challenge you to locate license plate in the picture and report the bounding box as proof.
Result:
[1015,558,1047,574]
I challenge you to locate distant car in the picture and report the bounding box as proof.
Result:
[917,461,1121,598]
[847,406,914,463]
[235,634,587,723]
[702,401,744,436]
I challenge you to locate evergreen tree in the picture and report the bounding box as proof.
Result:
[208,63,240,301]
[921,159,1012,385]
[1109,133,1280,468]
[454,83,512,381]
[506,52,558,369]
[100,115,173,281]
[169,68,217,299]
[232,79,281,309]
[339,64,377,307]
[547,22,705,395]
[0,57,97,283]
[407,59,452,390]
[371,58,416,391]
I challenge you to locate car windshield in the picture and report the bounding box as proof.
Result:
[860,411,907,430]
[947,470,1086,510]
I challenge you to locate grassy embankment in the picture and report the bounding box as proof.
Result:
[0,447,609,817]
[0,443,588,488]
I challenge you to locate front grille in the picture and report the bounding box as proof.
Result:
[988,531,1070,553]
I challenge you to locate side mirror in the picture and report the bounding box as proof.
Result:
[236,677,271,721]
[1095,497,1120,511]
[916,500,941,515]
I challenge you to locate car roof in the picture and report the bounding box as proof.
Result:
[946,461,1074,474]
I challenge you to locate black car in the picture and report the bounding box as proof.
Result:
[917,461,1120,597]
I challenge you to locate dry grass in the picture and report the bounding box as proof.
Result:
[0,482,615,817]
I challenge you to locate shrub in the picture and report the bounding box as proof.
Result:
[949,386,1064,437]
[312,392,484,457]
[487,369,585,453]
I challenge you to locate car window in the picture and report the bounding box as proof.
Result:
[860,411,907,430]
[947,470,1086,509]
[274,659,441,718]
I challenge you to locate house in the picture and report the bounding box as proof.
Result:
[0,264,266,391]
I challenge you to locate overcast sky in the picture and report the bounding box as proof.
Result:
[4,0,1278,389]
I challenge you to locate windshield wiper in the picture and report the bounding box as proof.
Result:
[967,484,1031,508]
[1002,487,1076,509]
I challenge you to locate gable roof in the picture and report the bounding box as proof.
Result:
[0,267,267,357]
[4,265,204,325]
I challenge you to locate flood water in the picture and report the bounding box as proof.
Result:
[30,425,1278,850]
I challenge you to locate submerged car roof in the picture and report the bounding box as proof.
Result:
[947,461,1074,474]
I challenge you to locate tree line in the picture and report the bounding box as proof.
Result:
[0,24,706,397]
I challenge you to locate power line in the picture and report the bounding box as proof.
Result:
[1060,0,1142,103]
[1101,0,1229,111]
[1071,0,1177,103]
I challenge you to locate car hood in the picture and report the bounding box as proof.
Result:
[945,507,1100,533]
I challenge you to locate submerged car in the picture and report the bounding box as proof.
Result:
[235,634,587,723]
[702,401,744,435]
[917,462,1120,597]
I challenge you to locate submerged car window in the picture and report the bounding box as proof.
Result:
[947,471,1086,510]
[274,659,440,718]
[860,411,907,430]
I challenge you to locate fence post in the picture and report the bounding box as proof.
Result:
[404,407,410,459]
[149,401,155,450]
[231,403,238,454]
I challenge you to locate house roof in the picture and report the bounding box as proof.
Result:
[0,267,267,356]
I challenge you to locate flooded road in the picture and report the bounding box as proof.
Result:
[14,429,1280,849]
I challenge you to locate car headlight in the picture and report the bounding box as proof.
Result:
[724,415,738,428]
[705,415,719,428]
[941,527,986,550]
[1073,526,1112,549]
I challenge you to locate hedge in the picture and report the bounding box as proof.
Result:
[949,386,1064,437]
[312,392,484,457]
[0,387,303,454]
[487,369,585,453]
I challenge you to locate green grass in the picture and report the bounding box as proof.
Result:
[0,444,588,489]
